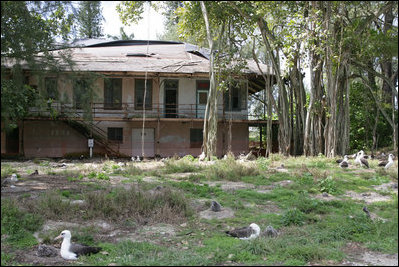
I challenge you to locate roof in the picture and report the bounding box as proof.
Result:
[3,39,274,77]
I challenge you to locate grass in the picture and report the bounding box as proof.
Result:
[1,155,397,265]
[1,199,43,249]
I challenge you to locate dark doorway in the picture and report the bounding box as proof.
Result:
[164,80,178,118]
[6,127,19,154]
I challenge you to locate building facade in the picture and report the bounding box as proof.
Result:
[2,40,274,158]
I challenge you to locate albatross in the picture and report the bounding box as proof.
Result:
[355,150,369,168]
[378,154,394,170]
[225,223,261,240]
[339,155,349,169]
[54,230,101,260]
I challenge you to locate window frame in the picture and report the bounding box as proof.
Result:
[45,77,58,101]
[135,78,152,110]
[107,127,123,143]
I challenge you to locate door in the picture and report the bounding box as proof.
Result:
[196,80,209,118]
[196,90,208,118]
[132,128,154,157]
[6,127,19,154]
[165,89,177,118]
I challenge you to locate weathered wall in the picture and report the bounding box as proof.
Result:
[21,120,249,158]
[23,120,88,158]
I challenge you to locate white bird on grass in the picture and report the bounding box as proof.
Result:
[225,223,261,240]
[54,230,101,260]
[199,151,206,161]
[378,154,394,170]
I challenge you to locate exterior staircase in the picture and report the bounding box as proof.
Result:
[62,117,121,157]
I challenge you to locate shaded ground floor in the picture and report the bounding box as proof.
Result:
[1,119,256,158]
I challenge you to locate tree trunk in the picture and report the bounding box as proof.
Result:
[257,18,291,156]
[200,1,218,160]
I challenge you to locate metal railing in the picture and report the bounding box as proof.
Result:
[27,102,263,121]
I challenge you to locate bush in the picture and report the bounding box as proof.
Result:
[282,208,306,226]
[318,176,338,194]
[205,157,259,181]
[164,158,201,174]
[82,186,193,222]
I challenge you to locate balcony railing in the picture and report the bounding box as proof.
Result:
[28,102,264,121]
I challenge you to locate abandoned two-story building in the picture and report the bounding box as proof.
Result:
[1,39,275,158]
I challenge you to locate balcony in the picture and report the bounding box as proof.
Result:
[27,102,263,121]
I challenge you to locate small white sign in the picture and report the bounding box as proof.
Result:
[88,139,94,148]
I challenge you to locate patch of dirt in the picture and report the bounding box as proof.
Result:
[115,223,177,243]
[8,246,67,266]
[199,208,235,220]
[340,242,398,266]
[1,175,87,199]
[373,182,398,194]
[344,190,393,204]
[205,181,255,191]
[312,193,341,201]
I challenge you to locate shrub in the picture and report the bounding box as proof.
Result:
[205,157,259,181]
[96,172,110,180]
[318,176,338,194]
[256,157,269,171]
[1,164,17,179]
[164,158,200,174]
[82,186,193,222]
[282,208,306,226]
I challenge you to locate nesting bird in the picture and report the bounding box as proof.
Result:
[54,230,101,260]
[225,223,261,240]
[378,154,394,170]
[210,200,222,212]
[264,225,278,238]
[10,173,18,182]
[198,151,206,161]
[339,155,349,169]
[355,150,369,168]
[362,206,371,218]
[37,244,58,257]
[29,169,39,176]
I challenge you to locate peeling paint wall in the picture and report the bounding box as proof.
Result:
[21,119,249,158]
[23,121,88,157]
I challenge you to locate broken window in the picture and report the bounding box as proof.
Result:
[104,78,122,109]
[73,78,90,109]
[224,83,243,111]
[135,79,152,110]
[45,77,58,100]
[107,127,123,142]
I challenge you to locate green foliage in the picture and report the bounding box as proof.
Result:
[349,81,393,151]
[1,164,17,179]
[76,1,104,38]
[1,75,36,131]
[1,199,43,248]
[318,176,338,194]
[205,156,259,181]
[281,208,306,226]
[164,158,201,174]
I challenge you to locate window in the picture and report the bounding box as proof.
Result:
[45,77,58,100]
[107,127,123,142]
[104,78,122,109]
[224,85,241,111]
[73,79,90,109]
[190,128,203,148]
[135,79,152,110]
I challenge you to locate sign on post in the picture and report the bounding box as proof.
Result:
[88,139,94,158]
